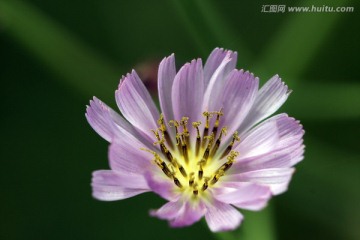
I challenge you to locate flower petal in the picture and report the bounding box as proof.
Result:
[170,201,206,227]
[91,170,149,201]
[232,144,304,173]
[108,135,154,174]
[203,48,237,88]
[172,59,204,136]
[115,70,159,137]
[235,114,285,158]
[92,170,148,189]
[202,50,234,112]
[213,182,271,211]
[158,54,176,123]
[151,201,206,228]
[240,75,290,133]
[144,172,180,202]
[205,200,243,232]
[85,97,132,142]
[223,168,295,195]
[150,201,183,220]
[220,70,259,141]
[231,115,305,172]
[86,97,155,146]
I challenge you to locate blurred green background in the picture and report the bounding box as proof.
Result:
[1,0,359,239]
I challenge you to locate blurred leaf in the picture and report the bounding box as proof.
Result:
[193,0,252,65]
[254,0,350,82]
[170,0,210,55]
[285,82,360,120]
[0,0,119,102]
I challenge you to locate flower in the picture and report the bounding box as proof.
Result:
[85,48,305,232]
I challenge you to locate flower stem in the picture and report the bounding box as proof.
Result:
[241,205,277,240]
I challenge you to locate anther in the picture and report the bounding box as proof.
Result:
[221,131,240,158]
[157,113,174,149]
[202,133,215,162]
[180,117,190,147]
[202,178,209,191]
[192,121,202,156]
[173,177,182,188]
[178,165,187,177]
[197,160,205,180]
[169,120,181,145]
[202,112,212,145]
[179,133,190,164]
[192,183,199,196]
[189,172,195,186]
[210,127,227,158]
[210,170,224,185]
[212,109,223,138]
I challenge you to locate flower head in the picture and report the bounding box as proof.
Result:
[85,48,304,232]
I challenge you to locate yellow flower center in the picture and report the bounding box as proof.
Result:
[143,110,240,199]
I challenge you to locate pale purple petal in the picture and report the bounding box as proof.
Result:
[150,201,183,220]
[203,48,237,88]
[92,170,149,201]
[205,200,243,232]
[202,51,233,112]
[150,201,206,227]
[92,170,148,189]
[223,168,295,195]
[220,70,259,142]
[232,144,304,173]
[85,97,123,142]
[232,115,305,172]
[172,59,204,136]
[235,114,285,158]
[170,201,206,227]
[213,182,271,211]
[144,172,180,202]
[240,75,290,133]
[115,70,159,137]
[86,97,156,146]
[158,54,176,123]
[108,135,155,174]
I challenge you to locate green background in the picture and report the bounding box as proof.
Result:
[1,0,359,239]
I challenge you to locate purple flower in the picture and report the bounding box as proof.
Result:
[85,48,304,232]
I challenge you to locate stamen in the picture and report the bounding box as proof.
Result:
[192,183,199,196]
[180,133,190,164]
[202,133,215,163]
[210,127,227,158]
[150,153,172,178]
[173,177,182,188]
[202,178,209,191]
[192,121,202,156]
[179,165,187,177]
[210,170,224,185]
[221,131,240,158]
[189,172,195,186]
[180,117,190,147]
[157,113,173,149]
[202,111,212,148]
[211,109,223,138]
[219,151,239,172]
[152,129,174,163]
[197,159,206,180]
[147,111,240,197]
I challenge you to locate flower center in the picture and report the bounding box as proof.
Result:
[143,110,240,198]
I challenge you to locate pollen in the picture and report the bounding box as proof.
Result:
[144,110,240,199]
